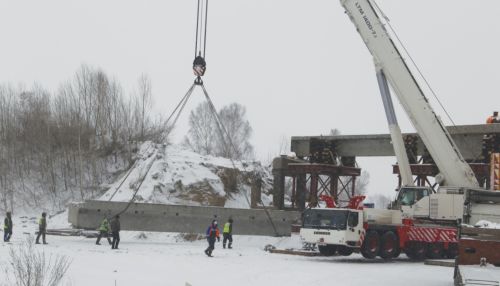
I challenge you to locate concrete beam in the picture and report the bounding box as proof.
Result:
[291,124,500,160]
[68,200,300,236]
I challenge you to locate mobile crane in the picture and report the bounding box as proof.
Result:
[300,0,500,260]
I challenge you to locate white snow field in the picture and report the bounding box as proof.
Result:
[0,232,454,286]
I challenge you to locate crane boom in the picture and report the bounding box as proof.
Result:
[340,0,479,188]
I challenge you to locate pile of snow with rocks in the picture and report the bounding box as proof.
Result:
[474,220,500,229]
[99,142,273,208]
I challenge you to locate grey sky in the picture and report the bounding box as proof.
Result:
[1,0,499,198]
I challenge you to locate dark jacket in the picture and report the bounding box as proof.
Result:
[206,225,220,240]
[110,218,120,232]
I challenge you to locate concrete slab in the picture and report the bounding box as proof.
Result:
[68,200,301,236]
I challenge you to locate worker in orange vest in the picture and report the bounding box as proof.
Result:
[486,111,499,124]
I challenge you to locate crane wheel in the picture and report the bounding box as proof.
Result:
[445,243,458,259]
[426,243,444,259]
[318,245,337,256]
[393,247,401,258]
[361,231,380,259]
[405,242,426,260]
[379,231,399,260]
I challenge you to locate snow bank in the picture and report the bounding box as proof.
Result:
[99,142,272,208]
[474,220,500,229]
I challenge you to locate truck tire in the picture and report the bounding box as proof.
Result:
[338,246,354,256]
[361,231,380,259]
[318,245,337,256]
[405,242,426,260]
[427,243,444,259]
[393,247,401,258]
[445,243,458,259]
[379,231,399,260]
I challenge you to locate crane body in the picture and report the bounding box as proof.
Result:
[300,0,500,260]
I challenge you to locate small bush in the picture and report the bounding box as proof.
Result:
[5,236,71,286]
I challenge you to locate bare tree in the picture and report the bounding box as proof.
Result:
[355,170,370,195]
[184,102,254,160]
[137,74,152,141]
[183,102,217,156]
[5,236,71,286]
[216,103,254,160]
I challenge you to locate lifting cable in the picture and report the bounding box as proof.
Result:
[114,148,159,217]
[199,84,280,236]
[164,0,279,236]
[194,0,208,59]
[110,0,280,235]
[161,80,280,236]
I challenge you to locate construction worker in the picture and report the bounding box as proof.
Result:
[35,212,47,244]
[4,211,12,242]
[222,218,233,249]
[204,220,220,257]
[96,217,112,245]
[110,215,120,249]
[486,111,499,124]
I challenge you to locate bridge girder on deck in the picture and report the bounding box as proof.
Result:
[291,124,500,160]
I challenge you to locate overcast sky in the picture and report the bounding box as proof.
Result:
[1,0,499,199]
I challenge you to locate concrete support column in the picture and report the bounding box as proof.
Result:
[296,174,307,211]
[351,176,356,197]
[272,171,285,209]
[310,174,318,207]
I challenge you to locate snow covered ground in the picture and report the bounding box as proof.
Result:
[0,230,454,286]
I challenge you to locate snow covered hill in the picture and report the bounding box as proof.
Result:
[99,142,273,208]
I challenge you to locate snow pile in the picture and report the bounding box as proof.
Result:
[474,220,500,229]
[99,142,272,208]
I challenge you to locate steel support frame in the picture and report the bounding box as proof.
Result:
[285,164,361,209]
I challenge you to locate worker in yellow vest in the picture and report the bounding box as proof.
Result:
[35,212,47,244]
[96,217,112,245]
[222,218,233,249]
[4,211,13,242]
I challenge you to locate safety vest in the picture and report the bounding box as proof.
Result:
[99,219,109,232]
[223,222,231,234]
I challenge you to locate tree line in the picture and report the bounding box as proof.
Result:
[0,65,167,211]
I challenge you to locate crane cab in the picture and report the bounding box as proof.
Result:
[393,186,432,219]
[300,208,364,255]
